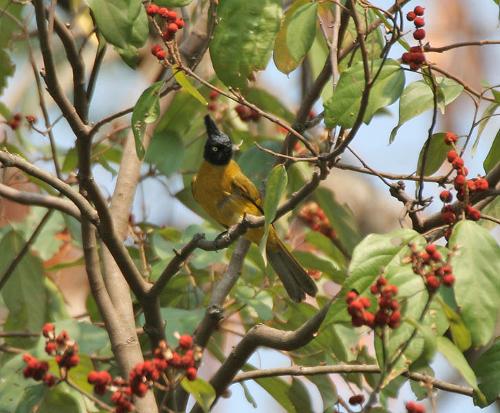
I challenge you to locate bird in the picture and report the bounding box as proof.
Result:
[191,115,318,302]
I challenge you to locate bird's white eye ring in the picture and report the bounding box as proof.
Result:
[212,146,218,152]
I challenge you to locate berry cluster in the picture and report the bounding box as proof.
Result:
[402,6,426,71]
[407,243,455,292]
[42,323,80,371]
[235,104,260,122]
[207,90,220,112]
[86,335,200,413]
[346,276,401,329]
[439,132,488,235]
[22,354,57,387]
[2,113,37,131]
[146,2,185,60]
[298,202,337,240]
[406,401,426,413]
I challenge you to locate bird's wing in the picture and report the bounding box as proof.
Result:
[230,172,264,214]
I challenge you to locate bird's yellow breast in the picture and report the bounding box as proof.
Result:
[192,160,263,235]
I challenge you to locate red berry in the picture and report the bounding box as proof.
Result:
[370,284,379,295]
[475,178,489,191]
[467,179,477,192]
[401,53,411,64]
[452,157,464,169]
[134,382,149,397]
[442,274,455,286]
[444,131,458,144]
[389,311,401,329]
[454,174,466,187]
[146,4,159,15]
[44,341,57,355]
[409,62,421,71]
[359,297,371,308]
[158,7,169,18]
[426,275,441,291]
[447,150,458,162]
[413,17,425,27]
[412,53,426,64]
[363,311,375,327]
[425,244,437,254]
[431,251,442,262]
[207,102,217,111]
[349,394,365,405]
[88,371,100,384]
[414,6,425,16]
[346,290,358,304]
[440,190,452,203]
[42,323,55,338]
[186,367,197,381]
[42,373,57,387]
[166,10,177,21]
[466,205,481,221]
[175,18,185,29]
[167,23,179,34]
[209,90,219,100]
[406,11,416,21]
[413,29,426,41]
[179,335,193,349]
[25,114,37,124]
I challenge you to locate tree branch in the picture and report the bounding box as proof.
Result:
[32,0,89,137]
[0,151,99,224]
[0,183,81,220]
[233,364,496,401]
[191,300,333,412]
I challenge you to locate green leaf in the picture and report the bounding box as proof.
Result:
[156,0,192,6]
[0,231,47,348]
[181,378,215,413]
[260,165,288,260]
[390,78,463,143]
[67,355,94,394]
[0,49,15,96]
[252,376,296,412]
[437,337,479,390]
[472,103,498,154]
[145,133,185,176]
[0,0,24,49]
[131,81,163,160]
[273,0,310,74]
[289,378,313,413]
[449,221,500,347]
[473,340,500,405]
[14,384,47,413]
[286,3,317,64]
[324,59,405,129]
[314,188,362,253]
[437,296,471,351]
[237,140,282,189]
[0,355,35,413]
[484,129,499,173]
[173,67,208,106]
[309,375,337,412]
[87,0,148,67]
[210,0,282,88]
[416,133,449,176]
[152,308,205,343]
[38,383,84,413]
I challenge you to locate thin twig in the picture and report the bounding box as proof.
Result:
[0,209,53,291]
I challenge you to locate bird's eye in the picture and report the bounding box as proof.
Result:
[212,146,219,152]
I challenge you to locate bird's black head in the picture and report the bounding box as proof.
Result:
[203,115,233,165]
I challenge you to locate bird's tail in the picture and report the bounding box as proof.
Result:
[266,237,318,302]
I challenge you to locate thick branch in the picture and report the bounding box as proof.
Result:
[191,300,332,412]
[0,151,98,224]
[0,184,81,220]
